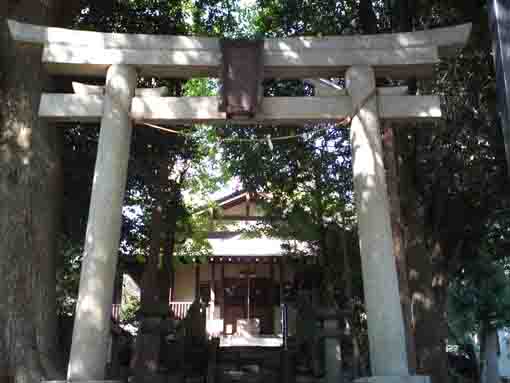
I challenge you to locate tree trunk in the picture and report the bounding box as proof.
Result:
[358,0,378,34]
[341,229,363,379]
[0,2,78,382]
[134,158,172,382]
[388,1,450,380]
[0,1,79,382]
[405,233,450,383]
[398,131,450,383]
[382,124,417,373]
[158,204,178,306]
[382,0,419,373]
[396,126,450,383]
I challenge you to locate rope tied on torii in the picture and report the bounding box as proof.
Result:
[134,39,377,146]
[71,37,381,146]
[137,86,379,146]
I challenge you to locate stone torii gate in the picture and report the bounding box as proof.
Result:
[8,19,471,383]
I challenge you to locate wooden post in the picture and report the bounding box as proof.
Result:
[170,265,175,301]
[281,303,294,383]
[195,263,200,301]
[279,258,285,304]
[112,270,123,323]
[270,261,275,333]
[221,264,226,333]
[210,262,216,319]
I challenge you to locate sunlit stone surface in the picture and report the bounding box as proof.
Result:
[347,66,409,378]
[66,65,137,381]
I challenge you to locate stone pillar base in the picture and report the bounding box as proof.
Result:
[356,376,430,383]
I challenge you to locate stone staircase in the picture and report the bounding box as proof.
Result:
[215,346,282,383]
[212,342,325,383]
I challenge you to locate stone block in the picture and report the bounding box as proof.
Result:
[44,381,121,383]
[236,319,260,337]
[355,376,430,383]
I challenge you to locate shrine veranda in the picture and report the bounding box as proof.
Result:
[7,19,471,383]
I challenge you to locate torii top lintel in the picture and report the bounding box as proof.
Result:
[8,20,471,80]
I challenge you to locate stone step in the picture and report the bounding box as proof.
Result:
[295,375,324,383]
[215,345,299,383]
[217,347,282,364]
[217,366,279,383]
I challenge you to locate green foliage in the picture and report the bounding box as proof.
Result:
[183,79,218,97]
[121,294,141,326]
[449,214,510,342]
[56,237,83,316]
[173,211,214,262]
[75,0,188,34]
[64,0,234,267]
[254,0,356,36]
[191,0,259,38]
[219,74,357,304]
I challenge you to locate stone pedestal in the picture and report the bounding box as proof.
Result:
[346,65,409,377]
[66,64,137,381]
[237,318,260,337]
[323,319,343,383]
[356,376,430,383]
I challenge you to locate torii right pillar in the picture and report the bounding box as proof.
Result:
[346,66,428,383]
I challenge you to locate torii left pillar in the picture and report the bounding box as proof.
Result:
[66,64,137,382]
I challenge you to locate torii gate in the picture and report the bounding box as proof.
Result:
[8,20,471,383]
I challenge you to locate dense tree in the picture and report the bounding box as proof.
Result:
[0,1,80,382]
[449,214,510,383]
[391,3,508,381]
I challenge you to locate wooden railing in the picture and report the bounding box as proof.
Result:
[170,301,193,320]
[112,303,121,323]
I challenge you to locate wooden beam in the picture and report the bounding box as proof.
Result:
[8,20,471,79]
[39,94,441,124]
